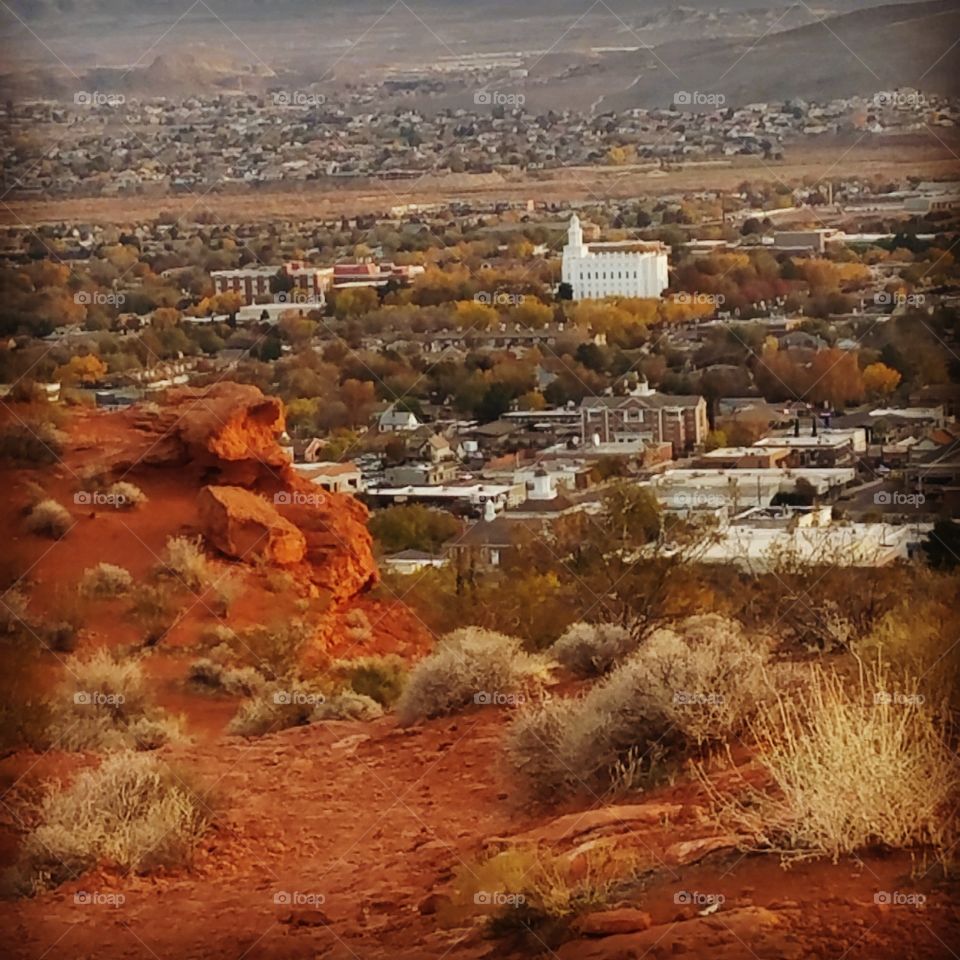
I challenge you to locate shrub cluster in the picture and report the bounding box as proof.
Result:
[395,627,550,726]
[549,622,636,677]
[78,563,133,598]
[506,615,770,799]
[24,499,72,539]
[17,753,213,891]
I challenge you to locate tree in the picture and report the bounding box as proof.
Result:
[862,362,901,400]
[55,354,106,386]
[369,505,462,555]
[922,521,960,571]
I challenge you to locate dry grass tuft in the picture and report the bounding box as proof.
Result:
[17,753,213,891]
[700,656,958,864]
[24,499,72,539]
[78,563,133,598]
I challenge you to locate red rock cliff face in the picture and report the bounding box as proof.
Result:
[117,381,384,613]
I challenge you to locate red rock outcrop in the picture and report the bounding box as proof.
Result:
[198,485,306,566]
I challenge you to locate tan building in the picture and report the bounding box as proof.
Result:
[581,391,708,455]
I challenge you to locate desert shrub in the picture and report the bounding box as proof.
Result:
[106,481,148,509]
[506,615,769,799]
[451,843,641,932]
[43,649,184,752]
[312,691,383,722]
[395,627,550,726]
[702,657,958,864]
[159,535,210,591]
[262,568,296,593]
[0,587,30,638]
[78,562,133,598]
[0,422,65,465]
[336,654,407,706]
[186,658,266,697]
[227,679,331,737]
[222,621,308,678]
[24,499,72,539]
[550,622,635,677]
[343,608,373,645]
[17,752,213,891]
[128,582,179,645]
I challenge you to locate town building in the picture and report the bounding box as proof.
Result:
[561,214,669,301]
[580,383,708,454]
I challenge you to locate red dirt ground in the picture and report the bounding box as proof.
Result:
[1,707,956,959]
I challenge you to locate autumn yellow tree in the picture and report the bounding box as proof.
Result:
[56,354,107,386]
[862,362,901,400]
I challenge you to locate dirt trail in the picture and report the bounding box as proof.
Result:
[2,707,957,960]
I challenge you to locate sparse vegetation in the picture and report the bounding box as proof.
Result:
[0,421,65,465]
[549,621,635,677]
[506,615,770,799]
[106,481,148,509]
[336,654,407,706]
[17,752,213,891]
[78,562,133,598]
[396,627,551,726]
[42,649,184,752]
[128,582,179,645]
[159,535,211,591]
[702,656,958,864]
[186,658,267,697]
[24,498,72,539]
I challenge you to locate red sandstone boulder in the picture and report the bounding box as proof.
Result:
[198,485,306,566]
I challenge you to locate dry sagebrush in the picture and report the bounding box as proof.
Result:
[18,753,213,891]
[700,656,959,864]
[549,622,636,677]
[506,615,770,800]
[396,627,551,726]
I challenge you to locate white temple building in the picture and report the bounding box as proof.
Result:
[561,214,669,301]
